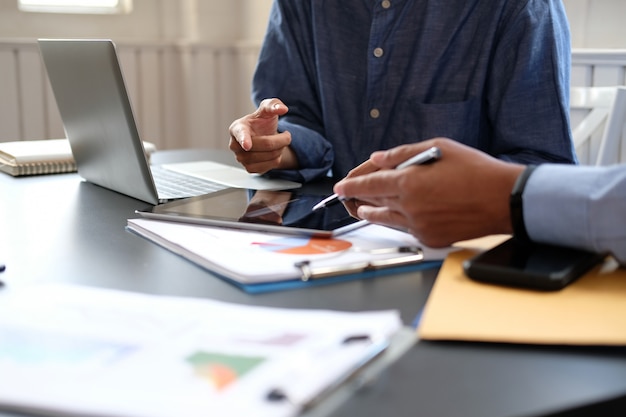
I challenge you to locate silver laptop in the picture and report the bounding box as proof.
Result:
[38,39,300,205]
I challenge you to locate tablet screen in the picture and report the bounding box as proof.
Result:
[137,188,365,237]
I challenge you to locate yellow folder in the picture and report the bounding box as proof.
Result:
[418,237,626,346]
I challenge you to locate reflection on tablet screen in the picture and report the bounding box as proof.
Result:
[141,188,363,235]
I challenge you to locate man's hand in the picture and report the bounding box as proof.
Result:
[333,138,525,247]
[228,98,298,174]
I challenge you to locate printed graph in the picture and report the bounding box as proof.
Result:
[186,351,265,390]
[252,236,352,255]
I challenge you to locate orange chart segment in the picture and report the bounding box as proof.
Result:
[253,237,352,255]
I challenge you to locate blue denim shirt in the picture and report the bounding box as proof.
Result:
[253,0,577,182]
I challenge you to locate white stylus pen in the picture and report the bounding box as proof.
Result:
[312,146,442,211]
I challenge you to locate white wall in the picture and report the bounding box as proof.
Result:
[563,0,626,49]
[0,0,273,149]
[0,0,272,43]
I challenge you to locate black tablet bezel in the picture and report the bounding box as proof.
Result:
[135,188,368,237]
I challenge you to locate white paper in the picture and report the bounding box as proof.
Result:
[126,218,456,284]
[0,284,402,417]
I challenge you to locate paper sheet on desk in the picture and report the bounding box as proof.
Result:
[126,218,456,292]
[418,242,626,345]
[0,284,403,417]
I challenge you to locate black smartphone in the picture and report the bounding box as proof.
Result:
[463,238,605,291]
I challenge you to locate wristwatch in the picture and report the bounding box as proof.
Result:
[510,165,537,241]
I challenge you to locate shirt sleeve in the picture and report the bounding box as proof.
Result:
[251,0,333,182]
[523,164,626,265]
[270,119,334,183]
[487,0,576,164]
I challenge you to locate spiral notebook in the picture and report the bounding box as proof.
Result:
[0,139,156,177]
[0,139,75,176]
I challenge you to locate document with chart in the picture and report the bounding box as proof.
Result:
[126,218,455,293]
[0,284,404,417]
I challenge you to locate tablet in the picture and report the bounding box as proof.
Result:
[135,188,368,237]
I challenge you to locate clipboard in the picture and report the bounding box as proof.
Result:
[126,218,451,294]
[0,283,409,417]
[231,261,442,294]
[265,334,390,411]
[294,246,424,281]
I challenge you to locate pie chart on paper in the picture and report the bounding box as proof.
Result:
[253,237,352,255]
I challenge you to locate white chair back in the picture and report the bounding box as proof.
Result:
[570,86,626,165]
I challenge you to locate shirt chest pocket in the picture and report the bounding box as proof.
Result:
[406,97,482,147]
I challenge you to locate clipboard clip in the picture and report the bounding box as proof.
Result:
[266,334,389,410]
[294,246,424,282]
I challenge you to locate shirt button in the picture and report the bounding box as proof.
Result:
[373,47,384,58]
[369,108,380,119]
[382,0,391,8]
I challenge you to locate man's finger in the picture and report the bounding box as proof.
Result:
[254,98,288,118]
[230,125,252,151]
[356,205,409,230]
[335,171,401,199]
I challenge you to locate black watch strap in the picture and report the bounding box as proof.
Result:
[510,165,537,241]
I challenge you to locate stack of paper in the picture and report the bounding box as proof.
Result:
[0,284,404,417]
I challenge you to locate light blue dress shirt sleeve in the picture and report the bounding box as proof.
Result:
[524,164,626,265]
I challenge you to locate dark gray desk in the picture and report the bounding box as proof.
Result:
[2,149,626,417]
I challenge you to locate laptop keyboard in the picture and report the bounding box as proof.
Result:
[151,165,227,199]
